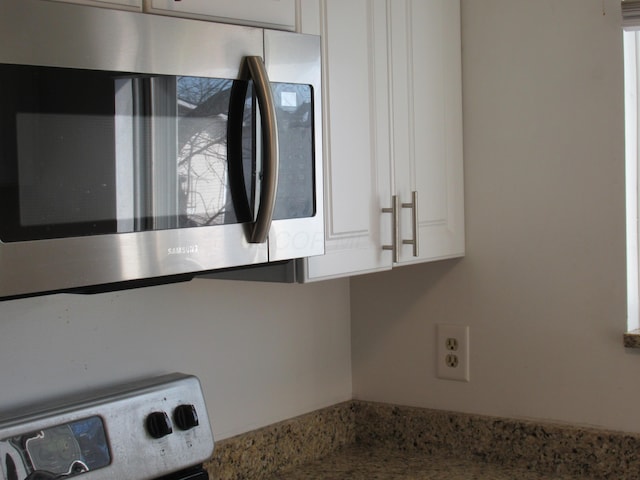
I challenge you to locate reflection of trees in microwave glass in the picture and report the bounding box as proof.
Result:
[177,77,234,227]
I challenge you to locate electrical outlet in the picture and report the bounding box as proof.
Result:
[436,324,470,382]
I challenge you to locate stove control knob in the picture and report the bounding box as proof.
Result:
[174,404,199,430]
[146,411,173,439]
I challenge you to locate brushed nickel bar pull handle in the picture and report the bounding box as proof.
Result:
[401,190,419,257]
[246,55,279,244]
[382,195,399,263]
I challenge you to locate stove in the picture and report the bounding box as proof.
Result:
[0,373,214,480]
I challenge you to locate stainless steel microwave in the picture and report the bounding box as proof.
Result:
[0,0,323,299]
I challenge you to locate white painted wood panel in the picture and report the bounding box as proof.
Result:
[301,0,464,281]
[391,0,465,265]
[301,0,393,281]
[144,0,296,30]
[42,0,142,11]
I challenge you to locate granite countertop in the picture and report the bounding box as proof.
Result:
[206,401,640,480]
[266,444,588,480]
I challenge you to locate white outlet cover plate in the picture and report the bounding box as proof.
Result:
[436,324,470,382]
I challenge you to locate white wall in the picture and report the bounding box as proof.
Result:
[351,0,638,432]
[0,277,352,440]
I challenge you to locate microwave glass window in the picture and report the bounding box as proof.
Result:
[178,76,255,229]
[0,65,120,241]
[272,82,315,221]
[0,64,315,243]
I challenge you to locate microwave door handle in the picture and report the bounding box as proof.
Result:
[245,56,279,244]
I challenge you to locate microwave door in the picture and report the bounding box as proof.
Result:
[0,65,270,297]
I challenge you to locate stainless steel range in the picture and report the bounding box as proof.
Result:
[0,374,214,480]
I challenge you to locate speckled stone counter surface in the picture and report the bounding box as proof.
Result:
[266,444,588,479]
[205,401,640,480]
[205,402,356,479]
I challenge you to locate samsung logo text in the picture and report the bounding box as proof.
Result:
[167,245,199,256]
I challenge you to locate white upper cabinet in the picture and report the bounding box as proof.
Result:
[300,0,464,281]
[144,0,296,30]
[389,0,465,265]
[300,0,393,281]
[41,0,142,11]
[42,0,295,30]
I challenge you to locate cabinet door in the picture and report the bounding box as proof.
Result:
[144,0,296,30]
[42,0,141,10]
[390,0,465,265]
[300,0,393,281]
